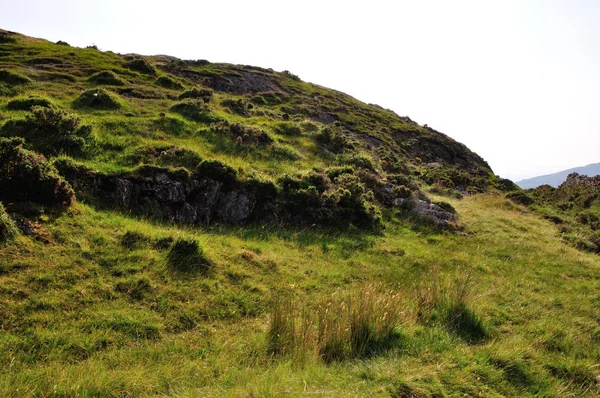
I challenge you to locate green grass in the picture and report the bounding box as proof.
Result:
[0,29,599,397]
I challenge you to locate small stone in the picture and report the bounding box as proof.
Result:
[595,375,600,385]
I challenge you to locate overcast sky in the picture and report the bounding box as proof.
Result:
[1,0,598,180]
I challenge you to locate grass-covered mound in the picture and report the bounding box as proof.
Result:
[87,70,126,86]
[6,96,54,110]
[0,69,31,85]
[72,88,122,110]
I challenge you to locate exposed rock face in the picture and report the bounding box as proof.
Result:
[61,167,268,225]
[410,199,457,226]
[561,173,600,190]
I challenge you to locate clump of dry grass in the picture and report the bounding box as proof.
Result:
[267,284,404,364]
[415,269,487,343]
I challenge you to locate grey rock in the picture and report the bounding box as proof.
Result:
[114,178,133,208]
[411,199,457,226]
[218,191,255,224]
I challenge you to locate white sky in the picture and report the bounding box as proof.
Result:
[1,0,598,181]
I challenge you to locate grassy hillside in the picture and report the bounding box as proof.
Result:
[0,29,599,397]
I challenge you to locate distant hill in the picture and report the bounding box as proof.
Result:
[516,162,600,189]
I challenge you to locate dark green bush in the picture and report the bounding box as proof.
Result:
[178,87,213,102]
[6,96,54,110]
[167,237,209,273]
[279,171,381,229]
[72,89,122,110]
[343,154,375,171]
[0,70,31,85]
[88,70,126,86]
[125,58,156,76]
[0,106,92,156]
[170,100,217,122]
[156,75,184,90]
[325,166,355,180]
[1,106,92,156]
[0,202,18,243]
[316,125,355,153]
[506,191,534,206]
[0,137,74,207]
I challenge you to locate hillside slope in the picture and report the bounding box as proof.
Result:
[517,162,600,189]
[0,29,599,397]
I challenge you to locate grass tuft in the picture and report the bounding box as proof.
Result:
[166,237,210,273]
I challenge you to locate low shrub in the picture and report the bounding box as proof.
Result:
[506,191,534,206]
[170,100,217,123]
[279,171,381,229]
[72,88,122,110]
[0,137,74,207]
[6,96,54,110]
[88,70,126,86]
[0,106,92,156]
[166,237,210,273]
[155,75,184,90]
[0,202,18,243]
[125,58,156,76]
[178,87,213,102]
[316,125,355,153]
[343,153,376,171]
[0,70,31,85]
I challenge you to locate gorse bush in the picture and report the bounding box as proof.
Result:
[87,70,126,86]
[166,237,210,273]
[72,88,122,110]
[0,202,18,243]
[1,106,92,156]
[0,137,74,207]
[6,96,54,110]
[155,75,184,90]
